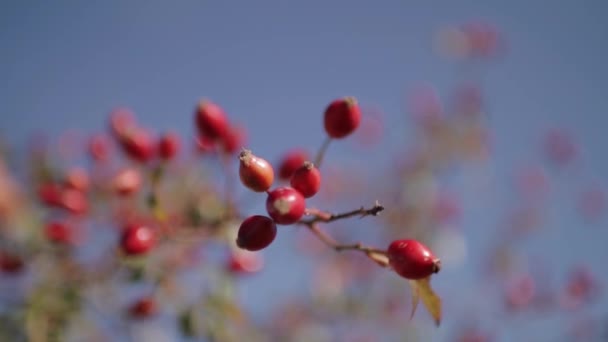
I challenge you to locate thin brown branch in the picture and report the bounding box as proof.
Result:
[301,200,384,225]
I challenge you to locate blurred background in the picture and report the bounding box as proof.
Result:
[1,1,608,341]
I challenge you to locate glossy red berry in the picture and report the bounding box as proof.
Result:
[239,149,275,192]
[195,100,229,141]
[158,132,181,160]
[324,97,362,139]
[290,162,321,198]
[236,215,277,251]
[277,149,310,180]
[388,239,441,280]
[121,224,156,256]
[129,297,157,318]
[266,187,306,225]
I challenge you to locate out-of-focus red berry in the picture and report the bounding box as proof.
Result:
[120,224,156,256]
[59,188,88,215]
[195,100,229,141]
[227,250,263,274]
[112,168,142,196]
[505,274,536,311]
[64,167,89,192]
[45,221,76,245]
[324,97,361,139]
[129,297,157,318]
[266,187,306,225]
[109,108,137,138]
[119,128,155,163]
[158,132,181,161]
[38,183,63,207]
[88,134,111,162]
[220,124,247,155]
[277,149,309,180]
[0,252,24,274]
[388,239,441,280]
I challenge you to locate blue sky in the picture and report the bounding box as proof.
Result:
[2,1,608,341]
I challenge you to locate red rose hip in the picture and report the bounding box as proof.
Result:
[290,162,321,198]
[121,224,156,256]
[129,297,157,318]
[158,132,181,160]
[388,239,441,280]
[239,149,274,192]
[195,100,229,140]
[324,97,362,139]
[266,187,306,225]
[236,215,277,251]
[277,149,310,180]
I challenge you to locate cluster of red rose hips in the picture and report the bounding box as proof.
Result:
[187,95,442,283]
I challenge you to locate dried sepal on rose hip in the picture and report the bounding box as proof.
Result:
[236,215,277,251]
[195,99,229,141]
[120,223,157,256]
[324,96,362,139]
[388,239,441,280]
[290,161,321,198]
[239,149,274,192]
[266,187,306,225]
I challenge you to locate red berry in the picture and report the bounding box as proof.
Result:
[239,149,275,192]
[226,250,263,274]
[290,162,321,198]
[64,167,89,192]
[0,252,24,274]
[109,108,136,138]
[277,149,310,180]
[45,221,74,245]
[59,188,88,215]
[112,168,142,196]
[236,215,277,251]
[323,97,362,139]
[88,134,110,162]
[158,132,181,160]
[129,297,157,318]
[119,128,155,163]
[195,100,229,141]
[220,124,247,155]
[121,224,156,256]
[387,239,441,280]
[266,187,306,225]
[37,183,63,207]
[194,135,216,154]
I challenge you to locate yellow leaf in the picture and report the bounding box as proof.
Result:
[408,276,441,326]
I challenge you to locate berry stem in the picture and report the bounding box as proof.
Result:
[313,136,332,168]
[305,223,389,263]
[301,200,384,225]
